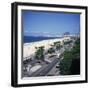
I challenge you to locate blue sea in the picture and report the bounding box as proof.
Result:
[24,36,61,43]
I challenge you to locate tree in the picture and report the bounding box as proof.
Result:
[59,51,73,75]
[70,57,80,75]
[54,41,61,51]
[47,47,55,54]
[59,38,80,75]
[63,40,72,45]
[35,46,44,61]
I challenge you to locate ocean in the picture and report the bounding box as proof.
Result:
[24,36,61,43]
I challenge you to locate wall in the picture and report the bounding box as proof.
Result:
[0,0,89,89]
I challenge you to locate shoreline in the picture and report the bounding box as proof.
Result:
[23,36,71,60]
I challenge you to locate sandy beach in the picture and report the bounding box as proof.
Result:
[23,37,71,60]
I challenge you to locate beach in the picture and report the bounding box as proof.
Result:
[23,36,71,60]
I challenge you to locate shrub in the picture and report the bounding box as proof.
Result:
[35,46,44,60]
[59,38,80,75]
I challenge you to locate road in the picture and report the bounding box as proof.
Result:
[29,58,59,77]
[26,40,75,77]
[28,46,65,77]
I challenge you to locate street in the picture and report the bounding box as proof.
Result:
[29,58,59,77]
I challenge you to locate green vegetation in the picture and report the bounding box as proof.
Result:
[59,38,80,75]
[47,47,55,54]
[54,41,61,50]
[64,40,72,45]
[35,46,44,60]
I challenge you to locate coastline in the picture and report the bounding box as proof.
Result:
[23,37,71,60]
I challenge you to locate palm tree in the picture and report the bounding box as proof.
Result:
[35,46,44,61]
[47,47,55,54]
[54,41,61,51]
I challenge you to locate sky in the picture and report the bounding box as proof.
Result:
[22,10,80,37]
